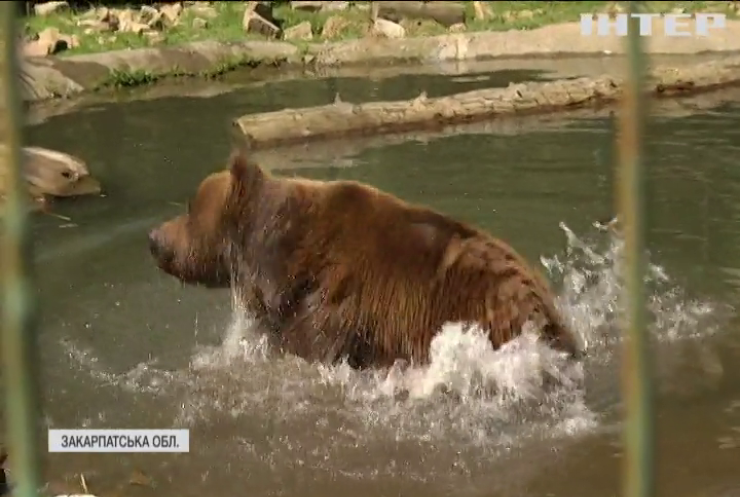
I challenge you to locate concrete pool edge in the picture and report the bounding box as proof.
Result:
[20,20,740,103]
[232,55,740,149]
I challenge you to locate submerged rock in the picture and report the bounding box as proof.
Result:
[0,145,102,213]
[22,146,101,198]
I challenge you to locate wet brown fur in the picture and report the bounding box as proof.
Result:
[149,149,583,369]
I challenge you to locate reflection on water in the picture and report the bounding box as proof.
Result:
[17,73,740,497]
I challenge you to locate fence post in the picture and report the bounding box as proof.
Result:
[0,2,42,497]
[617,2,654,497]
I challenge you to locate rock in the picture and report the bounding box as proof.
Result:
[76,5,180,34]
[192,17,209,29]
[147,13,166,31]
[115,8,137,30]
[33,1,70,16]
[243,1,280,38]
[139,5,166,30]
[80,6,108,21]
[322,1,350,12]
[121,21,149,35]
[160,3,184,24]
[375,1,466,28]
[15,146,102,198]
[472,1,492,21]
[139,5,160,22]
[77,19,113,33]
[321,15,350,38]
[449,22,466,33]
[23,28,77,57]
[187,2,218,19]
[292,1,350,12]
[90,7,118,31]
[371,18,406,39]
[252,2,282,27]
[290,1,325,12]
[518,9,535,20]
[283,21,313,41]
[23,39,51,57]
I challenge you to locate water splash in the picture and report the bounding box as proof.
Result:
[60,222,726,451]
[542,221,721,355]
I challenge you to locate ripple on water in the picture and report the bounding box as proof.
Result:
[58,221,730,477]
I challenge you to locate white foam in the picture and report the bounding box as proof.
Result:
[60,221,728,449]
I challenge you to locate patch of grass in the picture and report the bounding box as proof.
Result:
[201,55,265,78]
[103,68,158,88]
[96,54,268,90]
[21,1,739,58]
[163,2,263,45]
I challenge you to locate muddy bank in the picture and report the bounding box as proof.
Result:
[233,55,740,148]
[21,19,740,103]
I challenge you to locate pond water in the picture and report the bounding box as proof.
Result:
[18,64,740,497]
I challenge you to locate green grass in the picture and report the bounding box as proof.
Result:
[95,54,267,90]
[22,1,739,57]
[23,3,259,54]
[21,0,740,93]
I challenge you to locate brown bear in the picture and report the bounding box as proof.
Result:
[148,148,583,369]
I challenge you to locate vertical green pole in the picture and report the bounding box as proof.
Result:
[0,2,42,497]
[618,3,654,497]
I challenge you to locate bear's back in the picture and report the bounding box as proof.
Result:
[286,179,580,365]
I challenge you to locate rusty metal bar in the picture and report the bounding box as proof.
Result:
[618,3,654,497]
[0,2,42,497]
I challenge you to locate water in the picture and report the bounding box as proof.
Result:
[17,66,740,497]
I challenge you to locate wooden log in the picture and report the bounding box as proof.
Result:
[374,1,466,28]
[232,56,740,149]
[250,87,740,171]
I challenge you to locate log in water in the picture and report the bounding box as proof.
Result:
[233,55,740,149]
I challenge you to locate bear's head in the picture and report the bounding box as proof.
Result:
[148,149,265,288]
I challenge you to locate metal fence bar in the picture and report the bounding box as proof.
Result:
[618,3,654,497]
[0,2,42,497]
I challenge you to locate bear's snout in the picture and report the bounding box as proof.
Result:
[148,227,172,263]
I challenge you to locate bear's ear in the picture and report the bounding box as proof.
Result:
[228,146,264,189]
